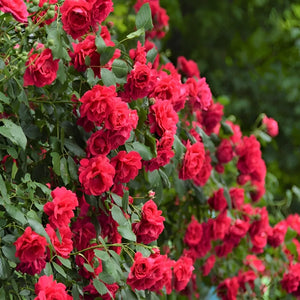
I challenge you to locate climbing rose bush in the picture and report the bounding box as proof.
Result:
[0,0,298,299]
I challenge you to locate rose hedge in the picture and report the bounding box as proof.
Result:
[0,0,299,299]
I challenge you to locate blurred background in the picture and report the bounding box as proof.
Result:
[161,0,300,213]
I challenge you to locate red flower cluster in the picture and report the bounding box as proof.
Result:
[133,200,165,244]
[0,0,28,23]
[60,0,113,39]
[23,44,59,88]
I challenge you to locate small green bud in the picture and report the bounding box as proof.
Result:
[46,10,55,19]
[42,2,49,9]
[48,39,55,46]
[32,0,39,5]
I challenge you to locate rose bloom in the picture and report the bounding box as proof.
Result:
[149,99,178,137]
[45,224,73,258]
[208,188,228,211]
[184,216,203,247]
[179,141,205,180]
[262,115,279,137]
[79,84,117,126]
[86,130,111,156]
[121,62,156,102]
[84,281,119,300]
[173,256,194,292]
[60,0,92,39]
[79,155,115,196]
[23,44,59,88]
[34,275,72,300]
[217,276,239,300]
[14,227,47,264]
[267,220,287,248]
[111,151,142,184]
[0,0,28,23]
[44,187,78,228]
[244,255,265,273]
[177,56,200,78]
[193,152,212,186]
[132,200,165,244]
[216,139,233,164]
[209,210,231,240]
[202,255,215,276]
[229,187,244,210]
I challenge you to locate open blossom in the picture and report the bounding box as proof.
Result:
[34,275,72,300]
[179,141,205,180]
[111,151,142,184]
[79,155,115,196]
[0,0,28,23]
[14,227,47,275]
[177,56,200,78]
[23,44,59,87]
[208,188,228,211]
[217,277,239,300]
[132,200,165,244]
[173,256,194,292]
[44,187,78,228]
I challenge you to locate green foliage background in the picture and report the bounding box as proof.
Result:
[162,0,300,207]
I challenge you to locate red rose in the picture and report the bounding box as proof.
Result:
[177,56,200,78]
[111,151,142,183]
[45,225,73,258]
[226,120,242,145]
[217,277,239,300]
[197,102,224,135]
[149,99,178,137]
[86,130,111,157]
[216,139,233,164]
[173,256,194,292]
[208,188,228,211]
[88,0,113,28]
[23,44,59,87]
[262,115,279,137]
[121,62,156,101]
[60,0,92,39]
[179,141,205,180]
[0,0,28,23]
[132,200,165,244]
[244,255,265,273]
[126,252,155,290]
[215,241,234,258]
[44,187,78,228]
[194,222,212,258]
[267,220,287,248]
[71,217,96,250]
[79,84,117,126]
[84,281,119,300]
[238,270,256,292]
[79,155,115,196]
[226,219,249,246]
[184,216,203,247]
[202,255,215,276]
[34,275,72,300]
[14,227,47,275]
[209,210,231,240]
[14,227,47,263]
[229,187,244,210]
[193,152,212,186]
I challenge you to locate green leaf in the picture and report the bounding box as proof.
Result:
[173,135,185,161]
[64,138,86,157]
[95,35,107,54]
[136,245,151,257]
[158,169,171,188]
[285,227,297,242]
[196,126,215,153]
[68,156,78,181]
[0,92,9,104]
[0,119,27,150]
[52,261,67,278]
[6,204,27,225]
[146,47,158,64]
[101,68,116,87]
[57,60,66,84]
[0,174,8,202]
[94,249,110,261]
[0,256,10,280]
[136,3,153,31]
[118,224,136,242]
[57,256,71,269]
[60,157,70,185]
[126,28,145,39]
[112,59,128,78]
[86,68,98,88]
[2,245,18,263]
[258,130,272,142]
[98,272,116,284]
[27,217,50,244]
[111,205,128,226]
[100,47,116,65]
[83,263,94,273]
[110,193,123,206]
[122,189,129,211]
[93,279,108,295]
[131,141,153,160]
[43,262,53,276]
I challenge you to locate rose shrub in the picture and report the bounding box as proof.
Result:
[0,0,298,299]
